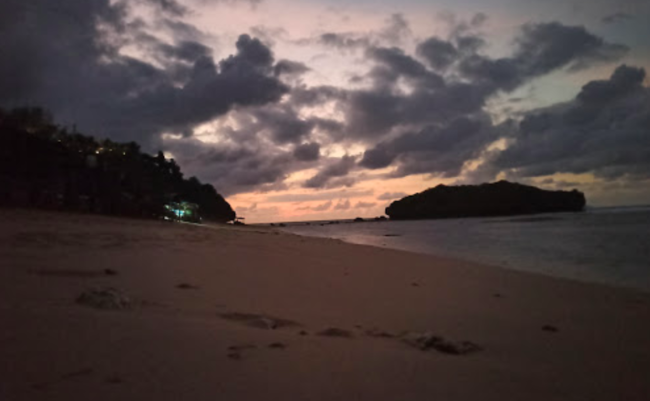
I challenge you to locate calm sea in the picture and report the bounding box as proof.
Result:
[279,206,650,292]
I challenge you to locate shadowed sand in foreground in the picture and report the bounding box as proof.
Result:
[1,210,649,400]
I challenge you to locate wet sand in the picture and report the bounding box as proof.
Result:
[1,209,649,400]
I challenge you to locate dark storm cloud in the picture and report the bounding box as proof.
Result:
[366,46,444,89]
[416,37,459,70]
[458,22,629,92]
[360,115,499,178]
[338,21,627,145]
[304,156,357,188]
[1,2,640,199]
[274,60,310,77]
[216,101,342,147]
[293,142,321,161]
[340,21,630,183]
[0,1,288,148]
[164,136,294,195]
[156,40,213,62]
[248,106,315,144]
[493,65,650,181]
[160,17,208,41]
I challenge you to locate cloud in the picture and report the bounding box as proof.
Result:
[457,22,629,92]
[378,13,411,45]
[334,199,351,210]
[340,21,627,147]
[274,60,310,77]
[0,4,640,205]
[293,142,320,161]
[146,0,189,17]
[265,189,373,203]
[0,1,288,148]
[416,37,459,70]
[311,200,332,212]
[163,136,294,195]
[303,155,357,188]
[492,65,650,181]
[305,13,411,52]
[346,21,630,183]
[360,114,499,178]
[377,192,407,201]
[318,33,371,51]
[354,201,377,209]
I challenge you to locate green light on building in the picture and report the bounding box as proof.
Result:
[164,201,200,223]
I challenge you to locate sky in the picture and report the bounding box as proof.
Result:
[1,0,649,223]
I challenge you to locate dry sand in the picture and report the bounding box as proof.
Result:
[1,209,649,401]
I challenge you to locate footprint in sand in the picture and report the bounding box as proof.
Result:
[317,327,354,338]
[364,328,395,338]
[542,324,559,333]
[176,283,199,290]
[402,332,482,355]
[219,312,300,330]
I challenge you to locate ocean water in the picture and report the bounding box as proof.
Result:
[279,207,650,292]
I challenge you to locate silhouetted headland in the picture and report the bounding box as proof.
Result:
[0,107,235,222]
[386,181,586,220]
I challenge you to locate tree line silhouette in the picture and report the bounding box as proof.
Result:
[0,107,236,222]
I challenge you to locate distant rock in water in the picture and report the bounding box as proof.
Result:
[385,181,585,220]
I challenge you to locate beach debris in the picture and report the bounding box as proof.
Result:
[317,327,353,338]
[493,293,503,298]
[298,330,309,336]
[76,287,132,310]
[402,332,482,355]
[104,269,118,276]
[383,234,401,237]
[411,282,420,287]
[227,352,242,360]
[218,312,299,330]
[268,342,286,349]
[176,283,199,290]
[542,325,559,333]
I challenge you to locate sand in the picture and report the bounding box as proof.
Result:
[1,209,649,401]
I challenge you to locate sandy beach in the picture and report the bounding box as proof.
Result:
[1,209,649,401]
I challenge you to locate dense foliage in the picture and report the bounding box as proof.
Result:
[0,107,236,222]
[386,181,586,220]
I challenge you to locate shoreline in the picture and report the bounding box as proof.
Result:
[2,209,649,400]
[278,212,650,293]
[279,226,650,296]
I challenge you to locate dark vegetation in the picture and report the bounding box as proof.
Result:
[0,107,236,222]
[386,181,585,220]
